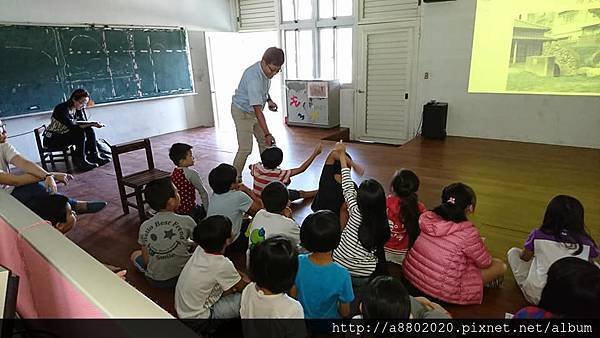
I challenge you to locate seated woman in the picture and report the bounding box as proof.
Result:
[0,118,106,215]
[43,89,110,171]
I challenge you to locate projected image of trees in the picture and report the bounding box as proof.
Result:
[507,9,600,93]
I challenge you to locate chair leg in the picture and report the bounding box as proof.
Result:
[49,153,56,170]
[40,155,49,172]
[135,187,146,221]
[64,150,72,173]
[118,182,129,215]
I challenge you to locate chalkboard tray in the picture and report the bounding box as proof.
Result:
[0,24,194,118]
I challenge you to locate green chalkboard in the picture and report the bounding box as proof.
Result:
[0,25,193,118]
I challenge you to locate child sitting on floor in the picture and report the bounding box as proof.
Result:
[249,143,322,201]
[514,256,600,319]
[241,236,306,338]
[384,169,426,265]
[311,149,363,226]
[352,276,451,322]
[507,195,599,305]
[175,215,249,331]
[207,163,261,251]
[246,181,300,258]
[130,177,196,288]
[402,182,507,305]
[331,142,391,289]
[34,194,126,279]
[169,143,209,223]
[293,210,354,319]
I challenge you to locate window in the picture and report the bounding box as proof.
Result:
[284,30,314,79]
[281,0,313,22]
[280,0,353,83]
[319,27,352,83]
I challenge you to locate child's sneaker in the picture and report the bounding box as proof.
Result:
[484,276,504,288]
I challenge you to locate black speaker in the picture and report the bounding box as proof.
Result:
[422,102,448,139]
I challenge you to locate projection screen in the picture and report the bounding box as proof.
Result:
[469,0,600,96]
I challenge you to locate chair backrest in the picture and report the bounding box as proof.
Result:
[110,139,155,181]
[33,125,46,153]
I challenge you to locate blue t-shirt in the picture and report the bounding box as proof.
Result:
[295,254,354,319]
[232,61,271,113]
[207,190,252,240]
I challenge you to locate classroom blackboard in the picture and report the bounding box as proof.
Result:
[0,24,194,118]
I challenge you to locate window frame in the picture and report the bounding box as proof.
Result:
[279,0,354,83]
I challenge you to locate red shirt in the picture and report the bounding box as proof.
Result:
[172,168,196,215]
[384,195,426,252]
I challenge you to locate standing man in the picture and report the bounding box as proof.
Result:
[231,47,284,182]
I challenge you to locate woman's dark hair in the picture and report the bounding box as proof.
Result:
[262,47,285,66]
[432,182,476,223]
[539,195,596,256]
[390,169,421,248]
[362,276,411,319]
[33,194,70,225]
[144,177,176,211]
[260,147,284,169]
[169,143,192,166]
[249,236,298,294]
[68,89,89,108]
[261,181,289,213]
[194,215,232,253]
[208,163,238,194]
[301,210,341,253]
[538,257,600,318]
[356,179,391,263]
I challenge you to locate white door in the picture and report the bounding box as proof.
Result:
[355,21,418,144]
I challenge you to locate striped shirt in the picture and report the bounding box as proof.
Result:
[250,162,292,196]
[333,168,377,277]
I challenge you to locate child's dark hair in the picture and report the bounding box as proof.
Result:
[33,194,70,225]
[362,276,411,319]
[301,210,341,253]
[208,163,237,194]
[261,181,289,213]
[356,179,391,264]
[390,169,421,248]
[260,147,284,169]
[539,195,596,256]
[193,215,232,254]
[432,183,476,223]
[538,257,600,318]
[144,177,176,211]
[169,143,192,166]
[249,236,298,294]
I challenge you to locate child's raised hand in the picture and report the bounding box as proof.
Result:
[313,142,323,156]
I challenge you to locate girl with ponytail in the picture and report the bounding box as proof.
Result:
[384,169,426,265]
[402,183,507,305]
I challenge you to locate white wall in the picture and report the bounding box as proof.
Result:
[1,0,233,31]
[416,0,600,149]
[2,0,232,160]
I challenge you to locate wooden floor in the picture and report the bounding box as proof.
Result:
[56,123,600,319]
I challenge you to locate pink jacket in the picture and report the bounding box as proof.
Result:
[402,211,492,305]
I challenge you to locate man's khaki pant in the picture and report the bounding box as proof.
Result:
[231,104,268,180]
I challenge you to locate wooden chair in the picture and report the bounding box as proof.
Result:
[111,138,171,222]
[34,125,73,173]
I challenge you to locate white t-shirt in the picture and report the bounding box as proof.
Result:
[175,247,241,319]
[0,143,20,193]
[246,209,300,251]
[240,282,304,319]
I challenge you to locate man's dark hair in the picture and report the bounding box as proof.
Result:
[262,47,285,66]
